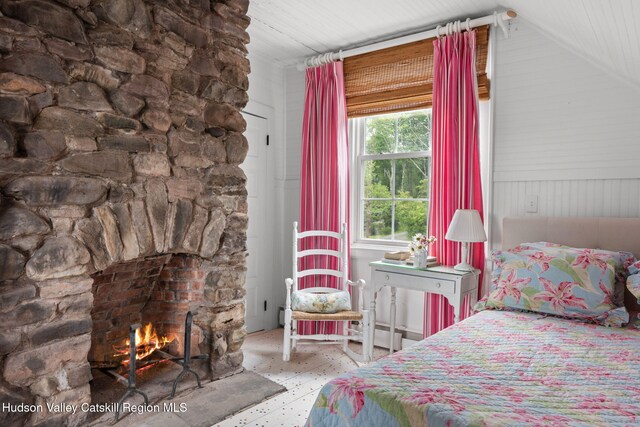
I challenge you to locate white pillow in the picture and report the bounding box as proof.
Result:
[291,290,351,313]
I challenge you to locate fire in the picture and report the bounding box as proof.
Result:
[114,323,172,362]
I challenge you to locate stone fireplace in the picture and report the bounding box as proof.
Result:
[0,0,250,425]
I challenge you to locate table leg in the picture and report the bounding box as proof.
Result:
[468,272,480,317]
[469,289,478,309]
[389,286,397,354]
[453,294,461,324]
[369,289,377,358]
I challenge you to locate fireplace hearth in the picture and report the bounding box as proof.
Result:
[0,0,251,426]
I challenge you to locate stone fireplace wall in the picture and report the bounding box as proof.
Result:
[0,0,250,425]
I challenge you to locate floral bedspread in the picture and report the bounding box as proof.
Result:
[306,310,640,427]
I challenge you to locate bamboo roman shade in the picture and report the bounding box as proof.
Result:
[343,25,490,118]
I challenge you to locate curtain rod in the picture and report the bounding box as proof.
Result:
[297,10,517,70]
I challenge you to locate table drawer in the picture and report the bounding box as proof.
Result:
[372,270,456,295]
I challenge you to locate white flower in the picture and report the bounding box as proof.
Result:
[409,233,436,252]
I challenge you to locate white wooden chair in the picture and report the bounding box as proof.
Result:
[283,222,370,363]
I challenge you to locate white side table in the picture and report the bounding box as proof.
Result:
[368,261,480,355]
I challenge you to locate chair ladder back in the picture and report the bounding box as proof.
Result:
[293,222,348,291]
[341,222,348,288]
[297,249,342,258]
[297,269,344,279]
[292,221,299,292]
[297,230,343,239]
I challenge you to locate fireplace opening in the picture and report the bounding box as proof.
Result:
[87,254,210,422]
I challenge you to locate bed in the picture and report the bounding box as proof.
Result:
[306,217,640,427]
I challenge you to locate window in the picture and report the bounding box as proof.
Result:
[352,109,431,244]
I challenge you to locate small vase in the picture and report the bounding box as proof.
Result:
[415,249,429,268]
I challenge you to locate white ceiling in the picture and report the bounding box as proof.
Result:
[247,0,640,88]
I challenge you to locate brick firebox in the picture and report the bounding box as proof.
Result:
[89,254,208,365]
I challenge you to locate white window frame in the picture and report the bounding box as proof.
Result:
[350,110,432,247]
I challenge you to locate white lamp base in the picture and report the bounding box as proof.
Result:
[453,262,475,272]
[455,242,473,271]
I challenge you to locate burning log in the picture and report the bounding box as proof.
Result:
[112,322,173,363]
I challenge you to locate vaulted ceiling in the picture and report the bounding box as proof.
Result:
[247,0,640,88]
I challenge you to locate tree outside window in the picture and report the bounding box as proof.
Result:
[356,109,431,242]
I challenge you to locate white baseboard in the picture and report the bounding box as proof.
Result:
[373,329,402,351]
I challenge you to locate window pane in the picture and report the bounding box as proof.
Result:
[364,115,395,154]
[363,159,392,198]
[394,200,428,241]
[395,158,428,199]
[363,200,392,239]
[396,111,430,153]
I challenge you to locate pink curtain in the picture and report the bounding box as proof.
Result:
[298,61,349,335]
[424,30,485,338]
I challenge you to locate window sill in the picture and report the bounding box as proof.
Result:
[351,242,408,258]
[351,242,407,251]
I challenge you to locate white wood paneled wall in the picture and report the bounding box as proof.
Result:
[493,21,640,182]
[284,68,305,180]
[492,179,640,248]
[491,20,640,249]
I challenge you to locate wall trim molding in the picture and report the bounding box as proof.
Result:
[494,168,640,182]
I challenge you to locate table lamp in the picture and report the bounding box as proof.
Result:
[445,209,487,271]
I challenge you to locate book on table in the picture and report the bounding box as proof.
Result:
[383,251,410,261]
[382,251,439,267]
[406,256,438,267]
[382,257,439,267]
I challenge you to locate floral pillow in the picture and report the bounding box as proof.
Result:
[521,242,635,307]
[291,290,351,313]
[474,242,634,327]
[627,260,640,303]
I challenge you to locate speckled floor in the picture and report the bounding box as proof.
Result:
[217,328,386,427]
